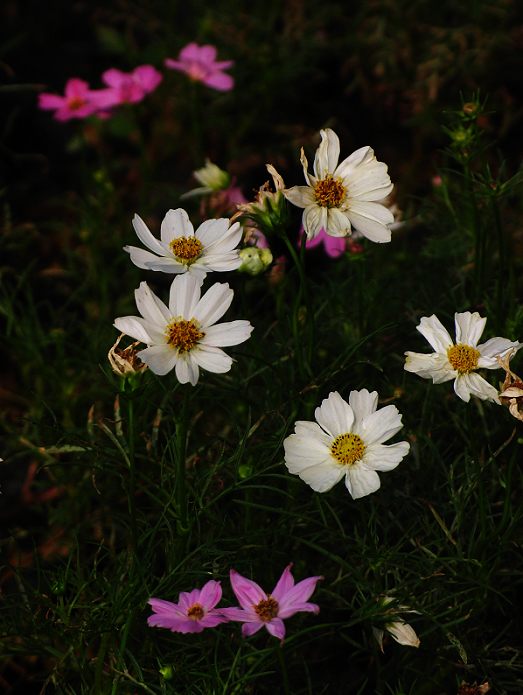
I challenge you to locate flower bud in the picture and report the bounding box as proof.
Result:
[238,247,273,275]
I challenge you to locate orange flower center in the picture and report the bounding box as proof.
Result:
[165,319,205,352]
[314,175,346,208]
[331,433,365,466]
[68,96,86,111]
[447,343,480,374]
[254,596,279,622]
[170,236,203,264]
[187,603,205,620]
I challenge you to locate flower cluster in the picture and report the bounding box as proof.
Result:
[148,564,322,642]
[38,43,234,122]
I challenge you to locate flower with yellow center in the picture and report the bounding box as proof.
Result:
[283,128,394,242]
[124,208,242,279]
[113,274,253,385]
[283,390,409,499]
[404,312,521,403]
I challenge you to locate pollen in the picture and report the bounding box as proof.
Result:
[187,603,205,621]
[254,596,279,622]
[170,236,203,264]
[314,175,347,208]
[447,343,480,374]
[67,96,86,111]
[331,433,365,466]
[165,318,205,353]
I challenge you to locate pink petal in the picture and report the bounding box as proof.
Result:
[101,68,126,88]
[164,58,185,71]
[198,580,222,610]
[198,611,228,628]
[203,72,234,92]
[242,621,264,637]
[265,618,286,641]
[272,564,295,602]
[64,78,90,97]
[179,43,202,62]
[277,576,322,618]
[38,93,65,110]
[178,588,202,610]
[220,606,257,623]
[133,65,163,92]
[229,569,266,609]
[198,45,218,65]
[148,597,184,617]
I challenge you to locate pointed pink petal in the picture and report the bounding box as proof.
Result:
[198,45,218,64]
[203,71,234,91]
[272,564,295,601]
[265,618,286,640]
[179,43,201,61]
[277,576,322,618]
[229,569,266,610]
[38,93,65,110]
[198,580,222,610]
[242,621,264,637]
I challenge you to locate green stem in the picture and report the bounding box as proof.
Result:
[491,195,510,331]
[175,388,190,534]
[122,389,139,556]
[277,644,291,695]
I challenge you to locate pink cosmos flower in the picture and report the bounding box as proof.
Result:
[147,580,228,634]
[165,43,234,91]
[221,564,322,641]
[100,65,163,107]
[38,78,111,122]
[303,227,347,258]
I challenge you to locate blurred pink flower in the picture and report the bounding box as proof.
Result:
[100,65,163,107]
[38,78,111,121]
[165,43,234,91]
[301,227,346,258]
[147,580,228,634]
[221,564,322,641]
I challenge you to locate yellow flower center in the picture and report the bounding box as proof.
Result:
[169,236,203,264]
[187,603,205,621]
[314,175,347,208]
[165,319,205,353]
[254,596,279,622]
[331,433,366,466]
[447,343,480,374]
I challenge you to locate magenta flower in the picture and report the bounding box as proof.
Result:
[301,227,347,258]
[222,564,322,641]
[38,78,111,122]
[147,580,228,634]
[100,65,163,107]
[165,43,234,91]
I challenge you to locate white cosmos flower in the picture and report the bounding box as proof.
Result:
[113,274,253,385]
[124,208,242,279]
[283,390,409,500]
[373,597,420,652]
[283,128,394,242]
[404,312,521,404]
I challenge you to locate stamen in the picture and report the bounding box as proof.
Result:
[170,236,203,264]
[166,318,205,353]
[447,343,480,374]
[68,96,86,111]
[254,596,279,622]
[187,603,205,621]
[313,175,346,208]
[331,433,365,466]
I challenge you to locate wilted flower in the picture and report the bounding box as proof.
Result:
[148,580,228,633]
[284,390,409,499]
[372,597,420,652]
[498,351,523,421]
[165,43,234,91]
[283,128,394,241]
[99,65,162,107]
[113,274,253,385]
[234,164,287,235]
[404,312,521,403]
[108,333,148,377]
[221,564,322,641]
[124,208,243,279]
[38,78,112,121]
[238,247,273,275]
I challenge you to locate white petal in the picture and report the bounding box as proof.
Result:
[193,282,234,327]
[124,245,163,270]
[404,351,456,383]
[345,466,381,499]
[416,315,454,353]
[284,186,316,209]
[343,161,393,201]
[457,372,500,403]
[313,128,340,179]
[363,441,410,471]
[453,374,472,402]
[345,206,391,243]
[195,218,232,247]
[200,320,253,347]
[175,356,199,385]
[160,208,193,244]
[334,146,375,179]
[138,345,177,375]
[192,346,233,374]
[314,391,355,438]
[283,433,333,470]
[303,205,327,240]
[196,254,241,273]
[454,312,486,347]
[348,389,378,429]
[357,404,404,445]
[478,337,522,362]
[325,208,351,237]
[132,213,165,255]
[387,621,420,647]
[135,281,170,325]
[113,316,152,344]
[290,460,345,493]
[141,257,185,274]
[168,274,202,318]
[293,421,332,448]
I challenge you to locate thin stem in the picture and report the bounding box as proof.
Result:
[491,195,511,331]
[175,388,190,534]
